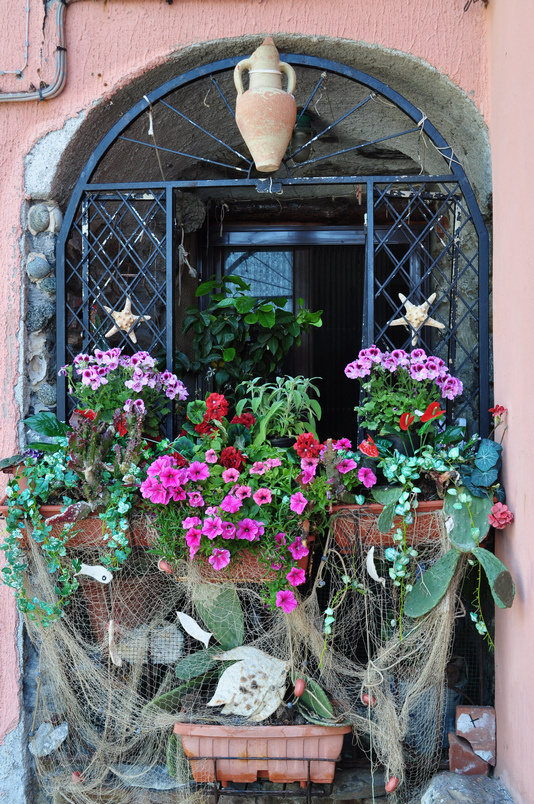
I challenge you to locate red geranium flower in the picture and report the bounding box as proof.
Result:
[75,408,97,421]
[230,411,256,430]
[219,446,246,469]
[194,415,217,436]
[399,412,415,431]
[294,433,322,459]
[205,392,229,420]
[358,435,379,458]
[488,502,514,529]
[420,401,446,423]
[489,405,507,419]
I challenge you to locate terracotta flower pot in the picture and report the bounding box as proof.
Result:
[173,722,351,785]
[330,500,444,551]
[0,500,114,548]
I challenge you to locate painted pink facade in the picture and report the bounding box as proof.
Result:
[0,0,531,799]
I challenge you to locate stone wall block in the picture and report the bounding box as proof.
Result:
[26,253,52,282]
[26,301,55,333]
[38,276,56,296]
[35,382,57,408]
[31,232,57,265]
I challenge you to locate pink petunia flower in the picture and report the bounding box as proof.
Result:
[337,458,358,474]
[188,461,210,482]
[265,458,282,469]
[300,457,318,471]
[221,521,237,539]
[234,485,252,500]
[288,537,309,561]
[168,486,186,501]
[290,492,308,515]
[253,488,272,505]
[275,589,298,613]
[301,468,316,485]
[333,438,352,451]
[147,455,175,478]
[208,548,231,571]
[140,476,170,504]
[250,461,267,475]
[205,506,219,516]
[275,532,287,546]
[220,494,242,514]
[286,567,306,587]
[188,491,205,507]
[358,467,377,489]
[236,518,260,541]
[185,528,202,548]
[205,449,218,464]
[222,468,240,483]
[202,516,224,539]
[182,516,202,530]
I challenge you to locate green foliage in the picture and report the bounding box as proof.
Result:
[174,275,322,393]
[174,646,221,681]
[293,675,334,720]
[444,488,493,552]
[24,412,69,438]
[194,588,245,650]
[472,547,515,609]
[403,548,462,618]
[236,375,322,443]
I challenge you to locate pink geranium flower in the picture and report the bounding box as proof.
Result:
[275,589,298,613]
[288,537,309,560]
[358,467,377,489]
[188,461,210,482]
[290,492,308,515]
[286,567,306,587]
[488,503,514,529]
[208,548,231,571]
[253,488,272,505]
[222,468,240,483]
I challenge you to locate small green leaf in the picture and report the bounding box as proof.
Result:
[371,486,403,506]
[292,674,334,719]
[174,647,220,680]
[377,501,397,534]
[404,549,462,617]
[474,439,502,472]
[24,412,68,437]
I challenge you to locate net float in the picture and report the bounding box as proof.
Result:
[362,693,376,706]
[294,678,306,697]
[158,559,173,573]
[385,776,400,793]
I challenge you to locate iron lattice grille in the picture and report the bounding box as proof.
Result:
[64,189,174,365]
[368,180,487,428]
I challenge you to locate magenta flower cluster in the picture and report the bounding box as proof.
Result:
[141,448,311,613]
[344,346,463,400]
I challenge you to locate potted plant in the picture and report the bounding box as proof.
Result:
[236,375,322,447]
[174,275,322,399]
[138,392,330,611]
[148,586,351,787]
[0,346,189,625]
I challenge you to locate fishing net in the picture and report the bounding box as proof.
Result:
[19,506,462,803]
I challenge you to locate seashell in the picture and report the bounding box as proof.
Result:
[208,646,289,721]
[46,204,63,234]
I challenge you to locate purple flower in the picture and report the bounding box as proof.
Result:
[286,567,306,587]
[410,348,427,362]
[390,349,410,367]
[290,492,308,515]
[358,466,377,489]
[275,589,298,613]
[410,362,429,381]
[188,461,210,482]
[208,548,231,571]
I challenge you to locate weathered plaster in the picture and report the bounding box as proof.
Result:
[25,114,86,199]
[490,0,534,801]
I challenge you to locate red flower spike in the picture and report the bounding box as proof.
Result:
[358,435,379,458]
[489,404,507,418]
[420,401,445,423]
[116,414,128,437]
[399,412,415,431]
[75,408,97,421]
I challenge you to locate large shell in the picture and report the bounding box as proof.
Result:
[207,646,289,722]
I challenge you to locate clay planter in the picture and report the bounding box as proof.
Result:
[189,534,315,584]
[173,722,351,785]
[330,500,444,551]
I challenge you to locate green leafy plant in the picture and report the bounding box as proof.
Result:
[236,375,322,445]
[174,275,322,394]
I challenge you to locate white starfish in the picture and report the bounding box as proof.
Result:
[103,298,151,344]
[388,292,445,346]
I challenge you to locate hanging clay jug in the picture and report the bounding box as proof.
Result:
[234,37,297,173]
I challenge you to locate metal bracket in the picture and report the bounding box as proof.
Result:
[256,179,283,194]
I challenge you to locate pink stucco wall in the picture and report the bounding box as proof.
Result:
[7,0,532,794]
[490,0,534,801]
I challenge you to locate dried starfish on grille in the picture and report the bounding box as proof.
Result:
[103,298,151,344]
[388,292,445,346]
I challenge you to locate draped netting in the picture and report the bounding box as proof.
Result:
[22,507,461,803]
